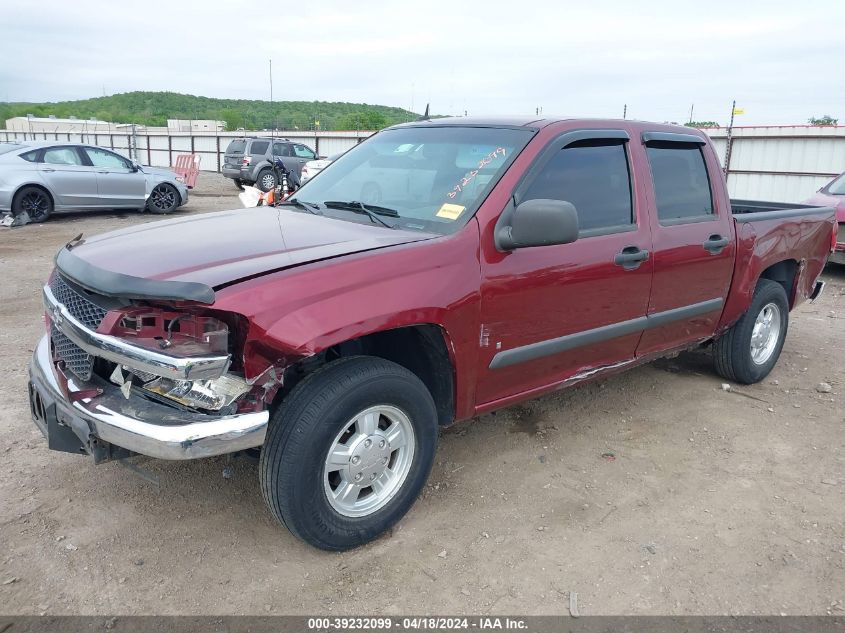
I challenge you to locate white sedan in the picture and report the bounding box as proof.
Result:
[300,153,342,184]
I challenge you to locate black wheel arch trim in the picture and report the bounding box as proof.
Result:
[55,247,215,304]
[14,183,55,205]
[489,298,724,369]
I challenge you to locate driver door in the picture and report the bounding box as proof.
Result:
[475,131,654,406]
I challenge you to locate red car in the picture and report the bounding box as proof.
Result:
[28,117,835,550]
[804,171,845,265]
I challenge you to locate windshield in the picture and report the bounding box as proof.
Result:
[826,172,845,195]
[292,126,534,233]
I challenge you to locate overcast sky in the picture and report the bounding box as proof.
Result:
[1,0,842,126]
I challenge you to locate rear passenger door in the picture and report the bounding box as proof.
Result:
[271,141,293,172]
[37,146,99,207]
[635,132,735,357]
[476,130,654,405]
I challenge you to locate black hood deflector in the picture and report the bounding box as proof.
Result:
[55,247,216,304]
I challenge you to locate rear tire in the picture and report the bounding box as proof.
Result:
[12,186,53,222]
[259,356,438,551]
[713,279,789,384]
[257,169,276,192]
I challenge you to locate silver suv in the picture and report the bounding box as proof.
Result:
[222,137,317,191]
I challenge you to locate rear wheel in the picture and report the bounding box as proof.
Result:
[147,183,180,214]
[259,356,438,550]
[713,279,789,384]
[257,169,276,192]
[12,186,52,222]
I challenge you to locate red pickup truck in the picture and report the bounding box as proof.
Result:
[28,117,835,550]
[803,170,845,265]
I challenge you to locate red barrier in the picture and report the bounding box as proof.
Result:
[173,154,200,189]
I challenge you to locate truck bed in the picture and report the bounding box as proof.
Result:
[730,199,835,222]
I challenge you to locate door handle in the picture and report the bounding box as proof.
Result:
[614,246,649,270]
[703,234,729,254]
[42,168,55,173]
[97,170,109,174]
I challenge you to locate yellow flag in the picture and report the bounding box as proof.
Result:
[732,107,745,115]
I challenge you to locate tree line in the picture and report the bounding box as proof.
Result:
[0,91,417,131]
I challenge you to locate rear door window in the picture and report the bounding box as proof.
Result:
[646,143,713,223]
[249,140,269,155]
[272,142,292,157]
[522,140,634,233]
[43,147,84,166]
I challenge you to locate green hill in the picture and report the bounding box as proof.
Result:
[0,91,418,131]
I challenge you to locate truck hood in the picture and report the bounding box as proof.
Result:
[56,207,436,303]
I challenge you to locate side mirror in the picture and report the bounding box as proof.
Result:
[130,160,141,172]
[495,199,579,251]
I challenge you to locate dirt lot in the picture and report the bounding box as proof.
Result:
[0,172,843,616]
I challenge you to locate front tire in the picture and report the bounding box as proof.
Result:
[12,186,53,222]
[147,183,181,214]
[713,279,789,384]
[259,356,438,551]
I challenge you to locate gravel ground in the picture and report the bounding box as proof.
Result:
[0,173,843,616]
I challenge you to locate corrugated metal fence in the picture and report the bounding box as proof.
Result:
[0,129,374,172]
[2,125,843,203]
[703,125,845,202]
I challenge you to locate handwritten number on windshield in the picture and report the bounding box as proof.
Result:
[446,147,507,200]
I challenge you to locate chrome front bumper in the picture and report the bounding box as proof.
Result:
[28,336,268,460]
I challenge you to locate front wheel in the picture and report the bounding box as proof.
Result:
[259,356,438,550]
[147,183,181,214]
[713,279,789,384]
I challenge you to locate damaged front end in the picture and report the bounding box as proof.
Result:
[29,270,282,462]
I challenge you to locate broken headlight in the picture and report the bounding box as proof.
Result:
[106,306,253,411]
[111,364,251,412]
[111,308,230,357]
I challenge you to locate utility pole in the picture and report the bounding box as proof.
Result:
[269,58,274,134]
[688,103,695,124]
[723,99,736,179]
[623,104,627,119]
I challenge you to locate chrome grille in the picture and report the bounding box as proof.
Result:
[50,275,108,329]
[49,275,109,381]
[51,325,94,381]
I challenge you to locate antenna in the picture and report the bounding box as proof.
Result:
[269,59,275,136]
